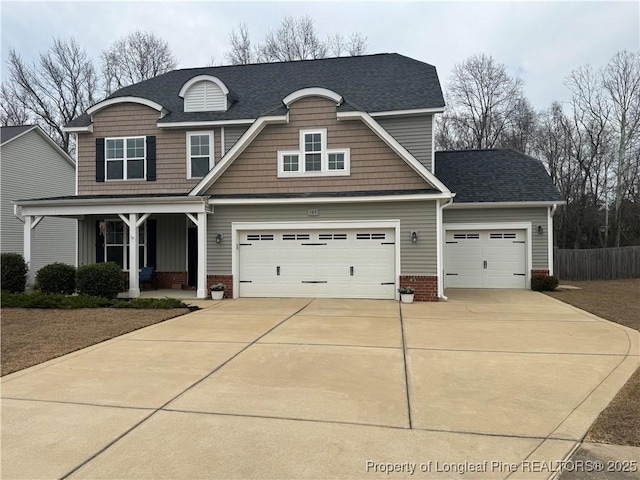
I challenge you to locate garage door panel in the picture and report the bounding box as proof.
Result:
[445,229,527,289]
[239,228,395,299]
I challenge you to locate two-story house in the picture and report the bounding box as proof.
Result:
[14,53,562,300]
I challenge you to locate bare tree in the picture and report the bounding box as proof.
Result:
[258,15,327,62]
[0,84,30,125]
[328,32,368,57]
[101,30,177,95]
[437,53,526,150]
[226,23,255,65]
[1,38,97,153]
[224,17,367,65]
[601,51,640,246]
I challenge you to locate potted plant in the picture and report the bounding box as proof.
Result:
[210,283,225,300]
[398,286,415,304]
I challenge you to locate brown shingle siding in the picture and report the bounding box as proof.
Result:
[208,97,428,195]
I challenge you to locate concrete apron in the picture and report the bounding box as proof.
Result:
[2,293,638,479]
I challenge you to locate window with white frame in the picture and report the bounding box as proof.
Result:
[187,132,214,178]
[105,137,145,180]
[104,220,146,270]
[277,128,350,177]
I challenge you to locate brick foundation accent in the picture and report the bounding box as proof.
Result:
[208,275,233,299]
[399,275,439,302]
[155,272,187,290]
[531,269,550,276]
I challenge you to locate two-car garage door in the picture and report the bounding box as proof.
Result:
[238,228,396,299]
[445,230,527,289]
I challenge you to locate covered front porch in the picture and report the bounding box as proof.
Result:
[14,195,213,299]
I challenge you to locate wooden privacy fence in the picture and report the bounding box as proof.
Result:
[554,246,640,281]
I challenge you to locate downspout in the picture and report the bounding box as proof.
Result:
[438,197,455,301]
[549,204,558,276]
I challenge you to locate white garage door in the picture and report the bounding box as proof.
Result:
[238,228,396,299]
[445,230,527,289]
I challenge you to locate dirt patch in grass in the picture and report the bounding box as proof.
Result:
[1,308,189,376]
[546,278,640,447]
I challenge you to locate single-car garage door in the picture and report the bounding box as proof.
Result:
[238,228,395,299]
[445,230,527,288]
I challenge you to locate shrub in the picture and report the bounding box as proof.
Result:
[36,263,76,295]
[1,253,28,293]
[210,283,225,291]
[1,292,191,309]
[76,262,124,299]
[531,274,559,292]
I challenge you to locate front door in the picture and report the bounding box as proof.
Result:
[187,226,198,287]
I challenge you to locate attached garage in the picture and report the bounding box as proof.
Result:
[444,226,530,289]
[236,226,397,299]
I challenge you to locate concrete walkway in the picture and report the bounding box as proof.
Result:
[2,291,638,479]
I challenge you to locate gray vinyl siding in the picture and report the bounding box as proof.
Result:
[443,207,549,270]
[208,201,437,276]
[1,130,76,275]
[77,214,186,271]
[223,126,249,154]
[377,114,433,171]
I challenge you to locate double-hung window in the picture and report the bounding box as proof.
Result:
[104,220,146,270]
[187,132,214,178]
[105,137,145,180]
[278,128,350,177]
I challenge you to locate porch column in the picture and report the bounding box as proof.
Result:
[23,216,35,291]
[128,213,140,298]
[197,212,208,299]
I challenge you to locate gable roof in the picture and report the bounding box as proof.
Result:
[66,53,444,128]
[1,125,36,144]
[434,149,562,203]
[1,125,75,167]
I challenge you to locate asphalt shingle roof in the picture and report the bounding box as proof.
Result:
[67,53,444,127]
[435,149,562,203]
[1,125,35,144]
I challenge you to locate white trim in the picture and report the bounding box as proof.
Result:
[336,111,451,193]
[1,125,75,167]
[197,212,208,298]
[87,96,165,115]
[231,220,401,300]
[548,204,558,275]
[17,198,211,217]
[209,193,453,206]
[437,197,454,300]
[104,136,146,181]
[186,131,215,179]
[179,75,229,97]
[283,88,342,107]
[431,116,435,173]
[220,126,225,157]
[443,222,532,289]
[447,201,565,209]
[62,125,93,133]
[157,119,256,129]
[75,133,79,195]
[369,107,445,117]
[189,114,289,195]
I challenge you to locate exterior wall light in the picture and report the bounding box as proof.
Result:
[537,225,544,235]
[411,231,418,243]
[215,233,223,243]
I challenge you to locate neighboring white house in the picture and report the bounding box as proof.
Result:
[1,125,76,284]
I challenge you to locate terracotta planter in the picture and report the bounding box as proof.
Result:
[400,293,414,304]
[210,290,224,300]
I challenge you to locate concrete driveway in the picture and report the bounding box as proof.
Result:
[2,291,638,479]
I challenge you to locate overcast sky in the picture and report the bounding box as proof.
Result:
[1,1,638,110]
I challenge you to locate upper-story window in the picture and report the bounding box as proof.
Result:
[278,128,350,178]
[106,137,146,180]
[187,131,214,178]
[180,75,229,112]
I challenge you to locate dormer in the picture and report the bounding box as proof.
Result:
[179,75,229,112]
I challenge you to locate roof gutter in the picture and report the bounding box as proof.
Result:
[446,201,566,209]
[14,195,209,207]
